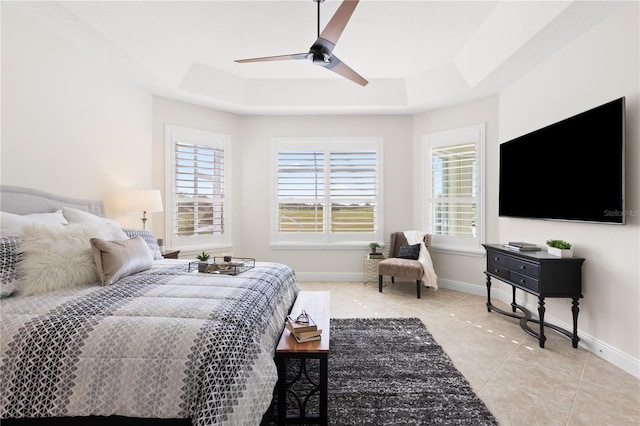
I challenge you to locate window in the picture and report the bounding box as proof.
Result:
[273,138,383,247]
[166,125,231,251]
[423,124,484,254]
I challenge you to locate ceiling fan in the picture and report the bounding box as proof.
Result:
[235,0,368,86]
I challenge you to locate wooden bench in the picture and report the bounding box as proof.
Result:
[275,291,330,425]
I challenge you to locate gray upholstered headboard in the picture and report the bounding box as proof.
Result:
[0,185,105,217]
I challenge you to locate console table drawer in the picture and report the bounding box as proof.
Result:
[487,263,510,280]
[511,271,540,292]
[510,258,540,279]
[488,253,511,268]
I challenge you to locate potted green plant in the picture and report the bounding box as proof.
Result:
[546,239,573,257]
[369,242,380,255]
[196,251,211,272]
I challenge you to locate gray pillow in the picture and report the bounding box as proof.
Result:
[122,228,163,260]
[397,243,420,260]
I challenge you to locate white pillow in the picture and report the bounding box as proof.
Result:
[1,210,68,236]
[16,223,123,296]
[91,236,154,285]
[61,207,128,240]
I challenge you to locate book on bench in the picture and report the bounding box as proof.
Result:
[286,314,317,333]
[286,322,322,341]
[291,330,322,343]
[286,312,322,343]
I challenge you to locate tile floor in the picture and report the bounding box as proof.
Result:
[298,280,640,426]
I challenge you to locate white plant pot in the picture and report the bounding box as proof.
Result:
[547,246,573,257]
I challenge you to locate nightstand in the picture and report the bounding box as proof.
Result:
[162,250,180,259]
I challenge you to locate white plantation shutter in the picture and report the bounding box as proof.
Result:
[329,151,377,233]
[274,139,383,246]
[430,143,476,237]
[174,142,224,236]
[424,124,485,253]
[277,150,325,233]
[166,125,230,250]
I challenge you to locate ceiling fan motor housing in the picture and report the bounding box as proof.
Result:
[310,38,334,65]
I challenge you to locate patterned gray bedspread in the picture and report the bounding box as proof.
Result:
[0,260,299,425]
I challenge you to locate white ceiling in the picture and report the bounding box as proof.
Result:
[7,1,623,115]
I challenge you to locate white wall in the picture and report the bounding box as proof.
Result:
[498,3,639,372]
[0,5,152,227]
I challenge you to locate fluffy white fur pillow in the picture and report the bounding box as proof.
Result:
[17,223,123,296]
[91,236,153,285]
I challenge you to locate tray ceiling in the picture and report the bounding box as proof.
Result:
[6,1,623,114]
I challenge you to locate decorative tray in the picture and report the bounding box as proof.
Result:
[188,257,255,275]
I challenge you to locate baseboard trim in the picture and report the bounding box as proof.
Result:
[437,278,486,296]
[296,272,364,282]
[296,273,640,379]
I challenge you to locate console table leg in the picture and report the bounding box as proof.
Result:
[511,286,517,313]
[485,274,492,312]
[538,297,546,348]
[571,298,580,348]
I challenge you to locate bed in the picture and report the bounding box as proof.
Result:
[0,185,300,425]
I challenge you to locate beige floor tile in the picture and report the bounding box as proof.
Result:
[567,353,640,426]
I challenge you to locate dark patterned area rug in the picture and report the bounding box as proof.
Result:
[326,317,498,425]
[269,317,498,425]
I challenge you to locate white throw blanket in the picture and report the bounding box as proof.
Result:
[404,230,438,290]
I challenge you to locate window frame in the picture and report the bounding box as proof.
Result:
[422,124,485,255]
[165,124,231,252]
[271,137,384,249]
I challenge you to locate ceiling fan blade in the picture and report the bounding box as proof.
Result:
[326,55,368,86]
[235,53,308,63]
[319,0,360,45]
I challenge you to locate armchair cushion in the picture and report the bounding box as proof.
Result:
[378,258,423,281]
[397,243,420,260]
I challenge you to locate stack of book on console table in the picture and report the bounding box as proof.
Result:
[503,241,541,251]
[286,311,322,343]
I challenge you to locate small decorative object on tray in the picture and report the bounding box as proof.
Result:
[286,310,322,343]
[196,251,211,272]
[188,257,255,275]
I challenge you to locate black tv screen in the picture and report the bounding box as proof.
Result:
[499,97,625,224]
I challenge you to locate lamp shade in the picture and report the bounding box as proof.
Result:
[126,190,163,213]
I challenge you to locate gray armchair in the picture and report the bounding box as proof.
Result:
[377,232,432,298]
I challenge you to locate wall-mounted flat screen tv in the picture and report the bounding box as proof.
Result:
[499,97,625,224]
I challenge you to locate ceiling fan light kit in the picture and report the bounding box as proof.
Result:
[235,0,368,86]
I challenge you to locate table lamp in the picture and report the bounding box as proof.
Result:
[126,189,163,230]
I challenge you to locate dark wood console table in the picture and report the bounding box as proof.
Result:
[483,244,585,348]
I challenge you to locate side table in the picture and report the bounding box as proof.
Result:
[363,255,385,285]
[161,250,180,259]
